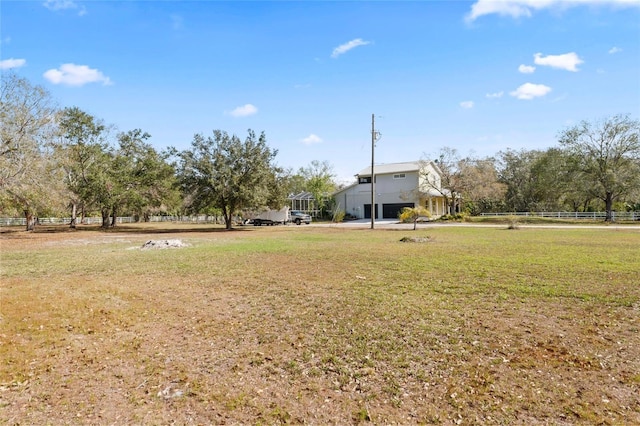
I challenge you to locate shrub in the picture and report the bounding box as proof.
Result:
[332,209,346,223]
[507,215,520,230]
[399,206,431,230]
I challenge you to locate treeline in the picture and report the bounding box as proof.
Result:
[428,114,640,221]
[2,73,639,230]
[1,73,336,230]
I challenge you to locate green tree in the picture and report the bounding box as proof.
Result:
[559,114,640,221]
[112,129,178,223]
[176,129,279,229]
[0,73,63,230]
[298,160,336,218]
[497,148,544,212]
[528,148,572,211]
[262,166,290,211]
[283,170,307,196]
[56,106,111,227]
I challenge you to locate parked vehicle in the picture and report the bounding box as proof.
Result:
[251,207,289,226]
[290,210,312,225]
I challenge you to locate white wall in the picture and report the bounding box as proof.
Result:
[336,171,421,219]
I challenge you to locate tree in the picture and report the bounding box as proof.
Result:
[112,129,178,224]
[559,114,640,221]
[298,160,336,217]
[457,157,506,215]
[527,148,570,211]
[283,170,307,196]
[0,73,63,230]
[56,106,111,227]
[497,149,545,212]
[262,166,290,211]
[176,129,279,229]
[421,147,463,215]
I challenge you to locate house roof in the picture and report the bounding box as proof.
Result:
[288,191,314,201]
[356,161,421,176]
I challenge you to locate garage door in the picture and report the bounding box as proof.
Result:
[364,204,379,219]
[382,203,414,219]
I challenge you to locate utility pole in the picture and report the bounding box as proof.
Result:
[371,114,381,229]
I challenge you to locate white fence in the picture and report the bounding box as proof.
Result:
[480,211,639,221]
[2,212,639,226]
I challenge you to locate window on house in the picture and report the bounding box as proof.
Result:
[393,173,406,179]
[359,177,372,184]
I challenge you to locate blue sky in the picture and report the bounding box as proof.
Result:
[2,0,639,183]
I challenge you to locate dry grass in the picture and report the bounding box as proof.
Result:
[1,223,639,425]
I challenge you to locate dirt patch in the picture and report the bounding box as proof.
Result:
[399,236,431,243]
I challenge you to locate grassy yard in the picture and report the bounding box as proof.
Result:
[1,224,639,425]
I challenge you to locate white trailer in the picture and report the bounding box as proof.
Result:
[251,206,289,226]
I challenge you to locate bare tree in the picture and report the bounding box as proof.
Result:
[0,73,63,230]
[559,114,640,221]
[420,147,463,215]
[458,157,506,214]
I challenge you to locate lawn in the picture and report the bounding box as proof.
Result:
[1,224,639,425]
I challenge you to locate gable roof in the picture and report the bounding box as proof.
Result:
[356,161,421,176]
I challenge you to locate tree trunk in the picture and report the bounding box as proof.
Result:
[24,210,36,231]
[605,192,614,222]
[70,202,77,228]
[222,206,233,230]
[110,207,117,227]
[448,196,456,215]
[101,207,110,228]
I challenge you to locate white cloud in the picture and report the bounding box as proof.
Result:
[486,91,504,99]
[510,83,552,100]
[608,46,622,54]
[301,134,323,145]
[43,0,86,16]
[331,38,371,58]
[534,52,584,72]
[518,64,536,74]
[43,63,112,86]
[466,0,640,22]
[460,101,474,109]
[228,104,258,117]
[0,58,26,70]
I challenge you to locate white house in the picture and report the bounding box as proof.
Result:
[332,161,450,219]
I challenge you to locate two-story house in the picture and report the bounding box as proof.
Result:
[332,161,450,219]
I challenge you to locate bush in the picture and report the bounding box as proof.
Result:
[507,215,520,230]
[439,213,467,222]
[332,209,346,223]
